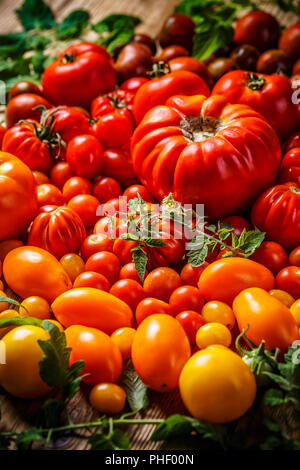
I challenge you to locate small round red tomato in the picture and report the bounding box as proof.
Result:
[80,233,113,260]
[5,93,52,128]
[278,148,300,187]
[279,22,300,60]
[158,45,189,61]
[89,383,126,414]
[180,262,208,287]
[50,162,75,189]
[73,271,110,291]
[135,297,174,324]
[101,149,138,187]
[92,177,121,203]
[91,90,135,117]
[90,111,133,149]
[250,241,287,276]
[169,285,204,315]
[158,13,195,51]
[85,251,120,285]
[37,184,64,208]
[220,216,251,244]
[169,57,212,88]
[122,184,154,202]
[207,58,237,82]
[143,267,182,302]
[60,253,85,283]
[62,176,91,202]
[234,10,280,51]
[285,132,300,152]
[115,43,153,82]
[288,247,300,267]
[276,267,300,299]
[119,263,149,285]
[256,49,292,75]
[44,106,90,143]
[175,310,205,343]
[68,194,100,227]
[230,44,259,71]
[9,80,42,99]
[110,279,145,312]
[120,77,149,94]
[65,325,123,385]
[32,171,49,185]
[66,135,104,178]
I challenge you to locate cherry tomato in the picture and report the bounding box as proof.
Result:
[143,267,182,302]
[285,132,300,153]
[180,262,208,287]
[119,263,149,285]
[288,246,300,267]
[208,58,237,82]
[110,279,145,312]
[196,322,232,349]
[66,135,104,178]
[279,22,300,60]
[68,194,100,227]
[32,171,50,185]
[101,149,138,187]
[65,325,123,385]
[5,93,52,128]
[89,383,126,414]
[275,266,300,299]
[132,33,156,54]
[201,301,235,330]
[234,10,280,51]
[256,49,291,75]
[50,162,75,189]
[269,289,295,308]
[291,299,300,326]
[169,57,212,88]
[9,80,42,99]
[158,13,195,51]
[115,43,153,82]
[90,111,133,150]
[73,271,110,292]
[80,234,113,261]
[59,253,85,283]
[62,176,91,202]
[92,177,121,203]
[250,241,287,276]
[44,106,90,144]
[179,346,257,423]
[122,184,154,202]
[158,45,189,61]
[37,184,64,208]
[19,296,51,320]
[135,297,173,325]
[111,327,136,360]
[0,239,23,262]
[175,310,205,343]
[120,77,149,94]
[169,285,204,315]
[85,251,121,285]
[230,44,259,71]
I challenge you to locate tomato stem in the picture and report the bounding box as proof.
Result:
[246,72,265,91]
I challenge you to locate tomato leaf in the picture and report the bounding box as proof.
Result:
[0,32,28,57]
[56,10,90,39]
[89,429,130,450]
[15,428,44,450]
[192,20,234,61]
[93,14,141,55]
[16,0,56,30]
[143,238,168,248]
[187,243,208,267]
[38,399,65,428]
[131,246,148,283]
[0,315,41,329]
[263,389,284,407]
[119,360,149,412]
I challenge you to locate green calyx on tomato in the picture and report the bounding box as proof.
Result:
[59,51,77,64]
[246,72,266,91]
[31,106,66,153]
[180,115,223,142]
[147,61,171,78]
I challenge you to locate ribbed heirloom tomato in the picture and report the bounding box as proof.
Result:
[131,94,280,219]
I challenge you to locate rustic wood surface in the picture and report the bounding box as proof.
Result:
[0,0,299,451]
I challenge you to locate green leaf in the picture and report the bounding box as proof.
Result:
[143,238,168,248]
[0,32,27,57]
[16,0,56,30]
[119,360,149,412]
[89,429,130,450]
[263,417,281,433]
[56,10,89,39]
[192,20,234,61]
[0,296,28,312]
[132,247,148,283]
[93,14,141,55]
[15,428,44,450]
[187,243,208,267]
[0,315,42,329]
[38,399,65,428]
[237,228,265,254]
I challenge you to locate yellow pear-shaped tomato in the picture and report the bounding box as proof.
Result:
[179,345,257,423]
[3,246,72,303]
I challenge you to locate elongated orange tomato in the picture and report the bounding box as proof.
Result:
[233,287,298,351]
[131,314,191,392]
[198,257,275,305]
[52,287,133,334]
[3,246,72,303]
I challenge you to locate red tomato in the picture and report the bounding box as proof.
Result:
[101,149,138,187]
[28,206,86,258]
[133,70,210,123]
[220,216,251,243]
[132,94,280,219]
[50,162,75,189]
[158,45,189,61]
[212,71,297,141]
[279,22,300,60]
[8,80,42,99]
[80,233,113,260]
[44,106,90,143]
[65,325,123,385]
[169,57,212,88]
[32,171,50,185]
[42,42,116,108]
[90,111,133,149]
[37,184,64,208]
[0,125,6,149]
[143,267,182,302]
[110,279,145,312]
[68,194,100,227]
[122,184,154,202]
[250,241,287,276]
[135,297,173,324]
[5,93,52,128]
[288,247,300,267]
[175,310,205,343]
[234,11,280,51]
[91,90,135,117]
[198,258,275,305]
[169,285,204,315]
[66,135,104,178]
[119,263,149,285]
[158,13,195,51]
[62,176,91,202]
[278,148,300,187]
[120,77,149,94]
[92,177,121,203]
[251,183,300,252]
[85,251,120,285]
[180,262,209,287]
[73,271,110,292]
[0,152,37,241]
[276,267,300,299]
[285,132,300,152]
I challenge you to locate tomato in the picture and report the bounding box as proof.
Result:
[207,58,237,82]
[62,176,91,201]
[169,57,212,88]
[220,215,251,244]
[111,327,136,360]
[123,184,154,202]
[278,148,300,187]
[20,296,51,320]
[28,206,86,258]
[230,44,259,71]
[132,94,280,219]
[179,346,257,423]
[120,77,149,94]
[68,194,100,227]
[143,267,182,302]
[201,301,235,330]
[44,106,90,143]
[212,71,297,141]
[42,42,116,108]
[92,177,121,204]
[85,251,120,285]
[279,22,300,60]
[5,93,52,128]
[180,262,208,287]
[119,263,149,285]
[0,239,23,262]
[269,289,295,308]
[89,383,126,414]
[234,11,280,51]
[250,241,287,276]
[3,246,72,303]
[91,90,135,117]
[169,285,204,315]
[101,149,138,187]
[0,310,20,339]
[132,314,190,391]
[37,184,64,207]
[65,325,123,385]
[233,287,298,351]
[3,121,54,172]
[132,33,156,54]
[90,111,133,150]
[135,297,173,324]
[115,43,153,82]
[80,234,113,261]
[50,162,75,189]
[291,299,300,326]
[285,132,300,153]
[158,13,195,51]
[66,134,104,178]
[275,266,300,299]
[158,45,189,61]
[73,271,110,291]
[8,80,42,99]
[0,152,37,241]
[0,125,6,148]
[52,287,133,333]
[198,258,275,305]
[288,246,300,266]
[59,253,85,283]
[133,71,210,124]
[110,279,145,312]
[256,49,291,76]
[175,311,205,343]
[251,183,300,252]
[196,322,232,349]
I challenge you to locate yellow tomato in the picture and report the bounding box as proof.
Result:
[291,299,300,326]
[111,327,136,360]
[20,296,51,320]
[179,346,257,423]
[201,301,235,329]
[196,323,232,349]
[269,289,295,308]
[89,383,126,414]
[59,253,85,283]
[0,309,19,339]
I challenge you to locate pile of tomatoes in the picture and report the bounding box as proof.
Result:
[0,8,300,425]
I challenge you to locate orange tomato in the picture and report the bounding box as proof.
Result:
[19,296,51,320]
[51,287,133,334]
[59,253,85,283]
[111,327,136,360]
[0,309,19,339]
[3,246,72,303]
[131,314,191,391]
[89,383,126,414]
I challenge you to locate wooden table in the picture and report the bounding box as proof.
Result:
[0,0,298,451]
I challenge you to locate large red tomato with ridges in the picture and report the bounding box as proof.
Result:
[131,94,281,220]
